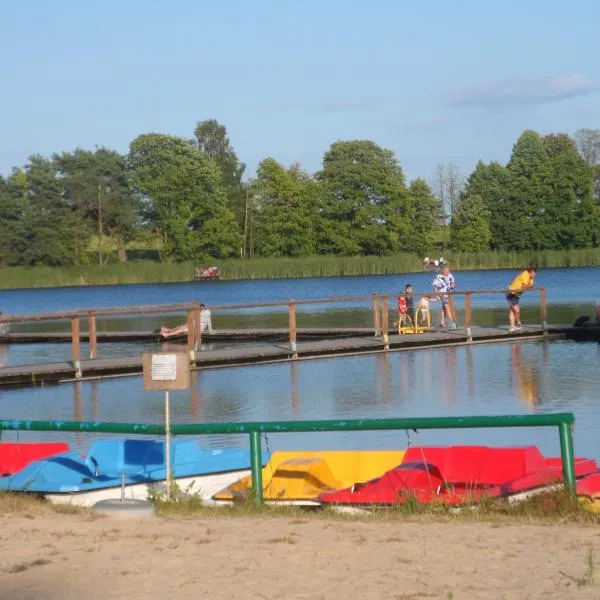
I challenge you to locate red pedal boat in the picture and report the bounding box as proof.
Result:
[0,442,70,477]
[319,446,598,506]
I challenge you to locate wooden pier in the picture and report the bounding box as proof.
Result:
[0,324,570,388]
[0,287,592,388]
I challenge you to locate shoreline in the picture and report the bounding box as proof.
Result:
[0,260,599,292]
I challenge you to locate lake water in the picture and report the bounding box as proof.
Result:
[0,268,599,461]
[0,266,598,367]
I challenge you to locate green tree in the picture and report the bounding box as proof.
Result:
[194,119,246,236]
[408,178,442,255]
[252,158,318,257]
[18,155,78,266]
[542,133,596,248]
[461,161,513,250]
[505,130,550,250]
[316,140,413,255]
[574,128,600,204]
[0,174,26,266]
[450,194,492,251]
[128,133,241,261]
[54,148,139,263]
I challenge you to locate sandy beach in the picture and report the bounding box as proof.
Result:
[1,504,600,600]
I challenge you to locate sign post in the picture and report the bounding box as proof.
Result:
[142,352,190,499]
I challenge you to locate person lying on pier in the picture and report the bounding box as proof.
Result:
[159,304,213,338]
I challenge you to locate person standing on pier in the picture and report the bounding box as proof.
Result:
[432,265,457,329]
[505,266,537,332]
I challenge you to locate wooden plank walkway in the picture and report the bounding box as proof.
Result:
[0,324,573,388]
[0,328,375,344]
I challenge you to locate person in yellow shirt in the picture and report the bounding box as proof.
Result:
[505,267,537,332]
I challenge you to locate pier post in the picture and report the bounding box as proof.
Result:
[540,288,548,334]
[186,309,196,362]
[88,311,97,359]
[288,300,298,358]
[71,317,82,379]
[558,421,576,498]
[464,292,472,342]
[373,294,380,337]
[381,297,389,350]
[249,430,263,505]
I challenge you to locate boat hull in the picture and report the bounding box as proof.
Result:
[318,446,598,506]
[213,450,407,504]
[44,469,252,507]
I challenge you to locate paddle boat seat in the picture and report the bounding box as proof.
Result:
[84,439,166,479]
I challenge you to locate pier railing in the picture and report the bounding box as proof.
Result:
[0,288,548,377]
[0,412,576,503]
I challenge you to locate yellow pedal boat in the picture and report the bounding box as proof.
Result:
[212,450,406,504]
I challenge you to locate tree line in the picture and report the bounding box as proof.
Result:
[0,121,598,266]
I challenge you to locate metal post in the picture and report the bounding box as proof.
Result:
[464,292,472,342]
[249,430,263,505]
[165,390,171,499]
[186,309,195,362]
[558,421,576,498]
[373,294,380,337]
[381,297,389,350]
[540,288,548,334]
[88,311,97,359]
[71,317,82,379]
[288,300,298,358]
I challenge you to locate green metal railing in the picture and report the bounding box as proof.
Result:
[0,412,577,503]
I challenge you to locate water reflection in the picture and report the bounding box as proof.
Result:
[290,362,300,415]
[509,342,546,410]
[1,339,600,460]
[466,346,475,398]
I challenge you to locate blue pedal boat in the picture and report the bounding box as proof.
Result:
[0,438,267,507]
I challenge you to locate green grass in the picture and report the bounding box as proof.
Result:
[2,249,600,289]
[150,487,600,526]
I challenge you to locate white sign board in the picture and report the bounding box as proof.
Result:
[143,352,190,391]
[151,354,177,381]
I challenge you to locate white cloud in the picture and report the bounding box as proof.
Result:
[446,73,594,108]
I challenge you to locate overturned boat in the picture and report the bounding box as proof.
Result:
[213,450,407,505]
[318,446,599,506]
[0,438,267,507]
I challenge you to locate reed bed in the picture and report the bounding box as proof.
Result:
[1,249,600,289]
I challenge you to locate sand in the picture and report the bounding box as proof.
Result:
[1,508,600,600]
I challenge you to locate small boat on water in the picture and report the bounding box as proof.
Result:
[213,450,407,505]
[318,446,599,507]
[0,442,70,476]
[0,438,267,507]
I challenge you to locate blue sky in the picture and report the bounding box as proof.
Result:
[1,0,598,183]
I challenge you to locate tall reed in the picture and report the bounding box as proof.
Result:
[1,249,600,289]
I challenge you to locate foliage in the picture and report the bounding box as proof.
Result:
[450,194,492,251]
[0,120,599,269]
[128,133,241,261]
[252,158,317,257]
[316,140,413,255]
